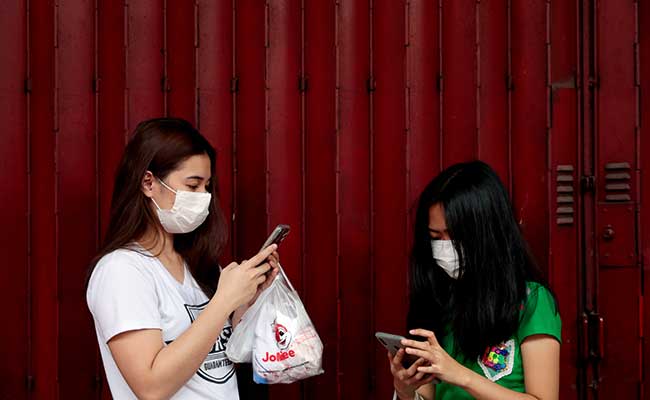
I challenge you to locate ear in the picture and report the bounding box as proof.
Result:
[141,171,155,198]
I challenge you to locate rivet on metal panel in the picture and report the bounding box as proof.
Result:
[602,225,615,241]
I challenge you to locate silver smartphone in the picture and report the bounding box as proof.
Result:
[376,332,419,366]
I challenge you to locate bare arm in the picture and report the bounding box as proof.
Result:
[109,298,233,400]
[405,330,560,400]
[107,245,276,400]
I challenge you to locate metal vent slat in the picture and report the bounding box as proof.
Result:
[556,165,575,226]
[604,161,632,203]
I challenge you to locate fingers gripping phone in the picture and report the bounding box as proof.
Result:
[376,332,419,367]
[256,224,290,271]
[256,224,291,286]
[377,332,440,384]
[260,224,290,252]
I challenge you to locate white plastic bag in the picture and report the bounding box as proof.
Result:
[224,277,275,363]
[226,266,324,384]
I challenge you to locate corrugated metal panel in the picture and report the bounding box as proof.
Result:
[0,1,28,399]
[641,0,650,397]
[302,1,337,398]
[477,0,509,185]
[511,0,550,275]
[126,0,164,128]
[548,1,579,398]
[441,0,477,166]
[3,1,649,399]
[336,1,372,398]
[266,0,303,398]
[56,0,98,396]
[29,0,59,398]
[166,0,196,123]
[372,0,408,396]
[196,0,235,262]
[596,0,641,397]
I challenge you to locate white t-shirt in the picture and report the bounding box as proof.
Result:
[87,246,239,400]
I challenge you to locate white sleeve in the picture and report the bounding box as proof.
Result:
[87,252,162,342]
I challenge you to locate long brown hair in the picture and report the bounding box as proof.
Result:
[89,118,228,297]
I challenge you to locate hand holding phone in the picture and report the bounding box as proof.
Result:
[376,332,420,367]
[378,331,441,387]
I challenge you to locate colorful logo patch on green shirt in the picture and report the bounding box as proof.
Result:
[478,339,515,382]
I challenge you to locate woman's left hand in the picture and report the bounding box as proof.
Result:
[402,329,471,387]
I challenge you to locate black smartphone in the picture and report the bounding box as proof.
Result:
[260,224,290,252]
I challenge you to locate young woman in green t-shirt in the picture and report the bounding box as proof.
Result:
[388,161,561,400]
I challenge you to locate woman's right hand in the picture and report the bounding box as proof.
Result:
[389,349,436,400]
[215,244,277,311]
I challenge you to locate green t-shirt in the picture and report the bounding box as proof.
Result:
[434,282,561,400]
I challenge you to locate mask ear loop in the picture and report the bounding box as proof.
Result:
[157,178,178,194]
[151,177,177,211]
[151,197,163,211]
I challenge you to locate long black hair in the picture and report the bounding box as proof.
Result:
[407,161,556,360]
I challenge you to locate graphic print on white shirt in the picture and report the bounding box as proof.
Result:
[182,302,236,384]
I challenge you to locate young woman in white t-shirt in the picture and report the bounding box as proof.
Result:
[87,118,279,399]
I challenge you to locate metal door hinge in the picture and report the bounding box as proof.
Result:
[367,76,376,93]
[230,77,239,93]
[24,78,32,93]
[298,76,309,92]
[161,76,171,93]
[581,175,596,193]
[26,375,35,391]
[582,311,605,361]
[506,74,515,91]
[93,78,101,93]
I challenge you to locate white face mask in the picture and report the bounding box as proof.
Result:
[431,239,461,279]
[151,178,211,234]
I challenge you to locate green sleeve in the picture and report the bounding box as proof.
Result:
[516,283,562,343]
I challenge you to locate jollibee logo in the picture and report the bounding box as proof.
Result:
[274,321,292,350]
[261,320,297,363]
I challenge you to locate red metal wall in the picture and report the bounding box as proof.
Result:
[0,1,647,399]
